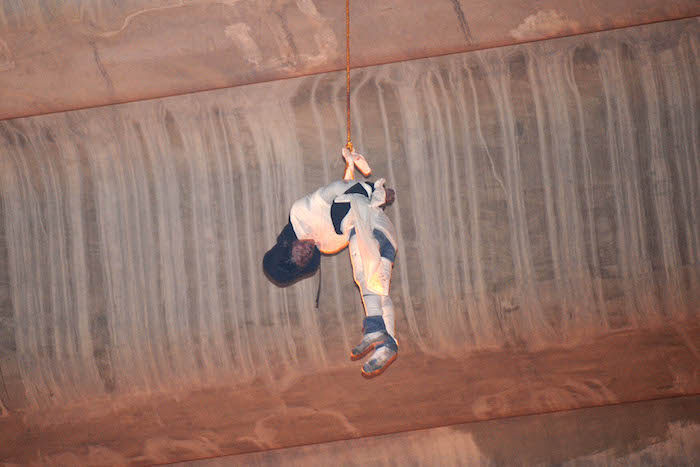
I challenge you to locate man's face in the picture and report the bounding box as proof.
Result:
[291,239,315,267]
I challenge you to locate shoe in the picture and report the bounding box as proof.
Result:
[351,316,390,360]
[351,331,389,360]
[362,345,398,377]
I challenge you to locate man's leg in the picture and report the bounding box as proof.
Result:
[381,295,395,340]
[348,229,398,376]
[372,229,397,341]
[348,230,386,357]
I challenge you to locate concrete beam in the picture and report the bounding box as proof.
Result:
[183,396,700,466]
[0,0,698,120]
[1,328,699,464]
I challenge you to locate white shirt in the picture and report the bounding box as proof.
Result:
[289,181,368,254]
[290,180,397,295]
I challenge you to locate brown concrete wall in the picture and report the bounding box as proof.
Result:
[0,18,699,465]
[0,0,699,120]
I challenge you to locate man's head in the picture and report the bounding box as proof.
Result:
[263,223,321,287]
[291,239,316,267]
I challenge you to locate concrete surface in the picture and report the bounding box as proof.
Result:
[0,17,699,466]
[180,395,700,466]
[1,0,699,119]
[0,325,698,464]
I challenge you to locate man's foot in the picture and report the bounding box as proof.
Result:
[362,345,398,377]
[350,331,389,360]
[351,316,392,360]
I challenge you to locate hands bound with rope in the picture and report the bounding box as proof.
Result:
[342,147,372,181]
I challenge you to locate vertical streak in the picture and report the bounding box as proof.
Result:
[61,134,104,397]
[212,109,254,378]
[564,49,608,326]
[540,52,595,331]
[459,65,493,345]
[639,48,683,312]
[375,76,427,350]
[527,50,564,318]
[394,62,440,347]
[479,51,545,339]
[438,67,477,345]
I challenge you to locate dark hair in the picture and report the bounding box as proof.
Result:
[263,223,320,287]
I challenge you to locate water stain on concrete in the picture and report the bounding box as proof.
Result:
[225,22,262,67]
[510,10,581,41]
[0,38,14,72]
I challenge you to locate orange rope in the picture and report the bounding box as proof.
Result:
[345,0,353,152]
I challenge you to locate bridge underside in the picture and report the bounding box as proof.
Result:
[1,3,699,465]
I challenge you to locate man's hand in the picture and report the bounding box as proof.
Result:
[342,147,354,180]
[342,148,372,180]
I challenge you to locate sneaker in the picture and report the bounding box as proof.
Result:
[362,345,398,377]
[351,316,389,360]
[350,331,389,360]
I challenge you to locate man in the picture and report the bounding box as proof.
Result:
[263,149,398,377]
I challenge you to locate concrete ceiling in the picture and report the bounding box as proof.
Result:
[0,0,698,120]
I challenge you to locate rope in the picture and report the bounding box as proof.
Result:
[345,0,353,152]
[315,265,322,309]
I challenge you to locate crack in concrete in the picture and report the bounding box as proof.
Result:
[90,42,114,94]
[448,0,473,44]
[274,10,299,68]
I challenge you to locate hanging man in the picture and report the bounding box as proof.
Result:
[263,148,398,377]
